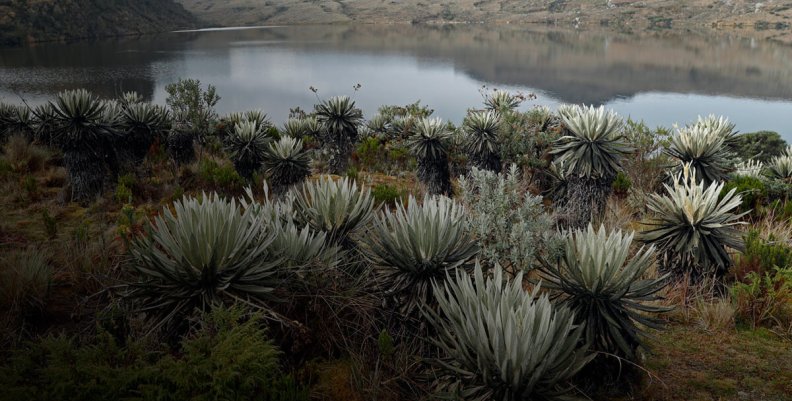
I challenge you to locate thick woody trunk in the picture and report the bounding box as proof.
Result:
[556,175,613,229]
[417,155,452,196]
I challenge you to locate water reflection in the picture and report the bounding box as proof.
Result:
[1,24,791,138]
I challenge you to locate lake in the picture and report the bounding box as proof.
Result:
[2,24,792,140]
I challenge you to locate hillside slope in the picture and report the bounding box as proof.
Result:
[175,0,792,32]
[0,0,199,46]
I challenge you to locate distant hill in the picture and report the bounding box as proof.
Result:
[0,0,199,46]
[175,0,792,40]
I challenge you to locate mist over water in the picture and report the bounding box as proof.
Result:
[2,24,791,139]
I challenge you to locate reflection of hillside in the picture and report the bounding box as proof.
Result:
[0,34,197,100]
[198,24,792,104]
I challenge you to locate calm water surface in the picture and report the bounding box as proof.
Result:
[2,24,791,139]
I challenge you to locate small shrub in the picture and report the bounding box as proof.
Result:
[371,183,402,206]
[165,78,220,136]
[117,173,136,189]
[723,176,767,212]
[345,166,359,182]
[458,164,560,272]
[499,107,559,171]
[731,268,792,330]
[0,306,301,401]
[354,136,384,171]
[732,131,787,163]
[734,230,792,280]
[197,158,245,192]
[114,183,133,203]
[611,171,632,197]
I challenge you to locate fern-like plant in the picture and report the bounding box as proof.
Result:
[263,136,311,194]
[362,195,478,315]
[463,110,502,172]
[425,263,592,401]
[640,165,747,279]
[314,96,363,174]
[406,117,453,195]
[127,193,283,329]
[541,224,669,360]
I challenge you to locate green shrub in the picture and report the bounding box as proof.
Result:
[345,166,359,181]
[117,173,136,189]
[0,306,306,401]
[722,176,767,212]
[499,107,559,170]
[114,183,133,203]
[732,131,787,163]
[731,268,792,330]
[165,78,220,136]
[371,183,402,206]
[611,171,632,196]
[355,136,384,171]
[197,158,245,192]
[154,306,285,401]
[735,230,792,279]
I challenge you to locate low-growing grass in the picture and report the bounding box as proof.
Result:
[629,325,792,401]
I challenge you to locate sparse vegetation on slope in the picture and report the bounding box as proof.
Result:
[0,0,198,46]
